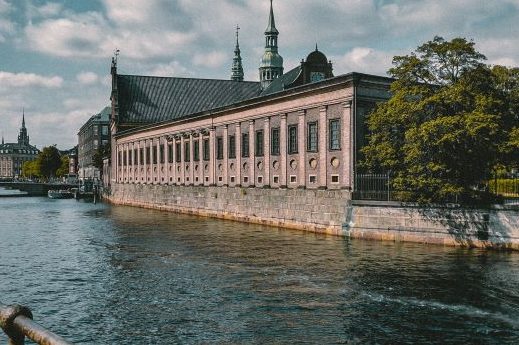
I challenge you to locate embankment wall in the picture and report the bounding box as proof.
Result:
[105,184,519,250]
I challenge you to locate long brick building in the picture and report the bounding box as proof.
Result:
[105,0,393,233]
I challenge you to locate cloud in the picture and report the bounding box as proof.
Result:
[76,71,99,85]
[26,2,63,19]
[333,48,396,76]
[0,0,15,42]
[193,51,227,69]
[0,71,63,88]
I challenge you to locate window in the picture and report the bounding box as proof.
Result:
[118,152,122,166]
[168,144,173,163]
[309,175,317,183]
[184,142,190,162]
[228,135,236,159]
[271,128,280,155]
[203,139,210,161]
[123,151,127,166]
[331,175,340,183]
[242,133,249,157]
[102,125,108,136]
[290,175,297,183]
[153,145,158,164]
[216,137,223,159]
[273,176,279,184]
[146,147,151,164]
[128,151,132,166]
[255,130,264,156]
[134,149,138,165]
[175,143,181,162]
[288,125,298,154]
[307,122,318,152]
[160,145,165,164]
[329,119,340,150]
[139,148,144,165]
[192,141,199,161]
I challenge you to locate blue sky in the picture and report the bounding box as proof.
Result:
[0,0,518,149]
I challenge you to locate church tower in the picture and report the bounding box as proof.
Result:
[259,0,283,90]
[17,109,30,146]
[231,25,244,82]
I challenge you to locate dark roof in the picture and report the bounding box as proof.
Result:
[0,142,39,153]
[260,66,302,96]
[117,75,261,124]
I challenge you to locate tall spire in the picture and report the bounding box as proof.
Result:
[259,0,283,90]
[18,108,29,146]
[231,25,244,82]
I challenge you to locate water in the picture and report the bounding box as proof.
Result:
[1,191,518,344]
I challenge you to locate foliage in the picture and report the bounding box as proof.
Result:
[92,143,111,173]
[361,36,519,204]
[21,160,41,179]
[56,155,70,177]
[488,178,519,197]
[37,145,62,179]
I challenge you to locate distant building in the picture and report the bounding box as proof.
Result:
[0,112,39,179]
[59,146,78,181]
[78,106,110,180]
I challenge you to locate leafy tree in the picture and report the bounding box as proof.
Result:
[37,145,62,179]
[56,155,70,177]
[22,160,41,179]
[92,143,111,174]
[362,36,518,204]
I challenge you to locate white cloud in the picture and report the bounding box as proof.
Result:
[76,71,99,85]
[26,2,63,19]
[333,48,395,76]
[193,51,227,69]
[0,71,63,88]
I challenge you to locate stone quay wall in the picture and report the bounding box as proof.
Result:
[346,202,519,250]
[105,183,519,250]
[105,183,351,236]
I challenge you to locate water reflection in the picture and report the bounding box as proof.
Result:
[0,198,518,344]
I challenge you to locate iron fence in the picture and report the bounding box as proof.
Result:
[352,173,392,201]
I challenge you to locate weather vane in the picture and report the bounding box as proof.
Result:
[114,48,120,64]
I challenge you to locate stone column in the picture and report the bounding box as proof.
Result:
[156,138,162,184]
[189,133,194,185]
[223,125,228,186]
[264,117,271,187]
[143,140,148,183]
[248,120,255,186]
[342,102,352,189]
[319,106,327,188]
[180,135,185,185]
[235,124,242,186]
[198,133,203,185]
[173,137,178,185]
[280,114,287,188]
[209,127,216,186]
[164,137,170,185]
[298,110,306,188]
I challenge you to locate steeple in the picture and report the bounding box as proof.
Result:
[259,0,283,90]
[18,109,30,146]
[231,25,244,82]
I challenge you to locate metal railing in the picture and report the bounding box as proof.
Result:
[0,303,72,345]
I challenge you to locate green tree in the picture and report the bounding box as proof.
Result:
[362,36,518,204]
[92,143,111,174]
[56,155,70,177]
[37,145,62,179]
[21,160,41,179]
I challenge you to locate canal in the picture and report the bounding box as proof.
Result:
[0,192,518,344]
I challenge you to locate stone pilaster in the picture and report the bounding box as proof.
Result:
[180,135,185,185]
[209,127,216,186]
[223,125,228,186]
[298,110,306,188]
[249,120,255,186]
[235,123,242,186]
[189,133,194,185]
[318,106,327,188]
[280,114,287,188]
[342,102,352,189]
[264,117,271,187]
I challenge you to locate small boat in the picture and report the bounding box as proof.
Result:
[48,189,74,199]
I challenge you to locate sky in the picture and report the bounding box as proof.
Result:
[0,0,518,149]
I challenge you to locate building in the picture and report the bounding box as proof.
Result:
[78,106,110,180]
[0,112,39,179]
[104,0,393,233]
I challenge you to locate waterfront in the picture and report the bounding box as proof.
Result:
[0,192,518,344]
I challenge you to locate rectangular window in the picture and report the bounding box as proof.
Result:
[153,145,158,164]
[168,144,173,163]
[146,147,151,164]
[288,125,298,154]
[175,143,181,162]
[184,142,190,162]
[216,137,223,160]
[160,145,165,164]
[194,141,200,161]
[255,130,264,156]
[228,135,236,159]
[128,151,132,166]
[102,125,108,136]
[307,122,318,152]
[203,139,210,161]
[329,119,341,150]
[241,133,249,157]
[119,152,123,166]
[139,148,144,165]
[271,128,280,155]
[134,149,138,165]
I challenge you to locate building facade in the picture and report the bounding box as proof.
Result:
[78,106,110,180]
[105,1,392,231]
[0,113,39,179]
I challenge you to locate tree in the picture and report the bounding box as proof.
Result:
[22,160,41,179]
[92,143,111,175]
[56,155,70,178]
[362,36,518,204]
[37,146,62,179]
